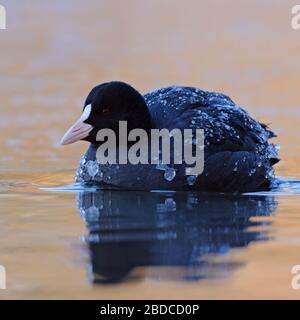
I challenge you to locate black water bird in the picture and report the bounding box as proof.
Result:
[61,81,279,192]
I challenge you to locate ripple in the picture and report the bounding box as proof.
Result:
[42,177,300,197]
[244,177,300,196]
[41,183,98,193]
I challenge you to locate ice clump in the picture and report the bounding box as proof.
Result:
[164,167,176,181]
[267,144,280,159]
[86,160,99,178]
[80,156,87,166]
[187,175,197,186]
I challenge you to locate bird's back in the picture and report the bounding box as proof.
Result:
[144,86,279,192]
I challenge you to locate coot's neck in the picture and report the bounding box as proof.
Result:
[89,104,155,152]
[128,101,155,133]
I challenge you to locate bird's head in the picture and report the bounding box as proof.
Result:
[60,81,152,146]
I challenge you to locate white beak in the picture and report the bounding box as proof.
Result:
[60,105,93,145]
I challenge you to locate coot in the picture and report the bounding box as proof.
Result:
[61,81,279,192]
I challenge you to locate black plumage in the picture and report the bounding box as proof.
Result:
[73,81,279,192]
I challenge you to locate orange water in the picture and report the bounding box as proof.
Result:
[0,0,300,299]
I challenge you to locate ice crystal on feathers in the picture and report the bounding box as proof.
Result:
[164,167,176,181]
[187,175,197,186]
[80,156,87,166]
[86,160,99,178]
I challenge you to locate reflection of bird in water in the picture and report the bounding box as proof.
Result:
[76,191,277,284]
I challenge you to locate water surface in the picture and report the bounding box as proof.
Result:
[1,0,300,299]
